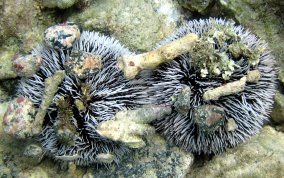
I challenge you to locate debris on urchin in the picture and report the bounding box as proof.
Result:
[96,105,172,149]
[44,22,80,50]
[17,30,149,166]
[148,18,277,154]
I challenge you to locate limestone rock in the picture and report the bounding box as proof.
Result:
[271,92,284,124]
[94,134,194,178]
[188,126,284,178]
[69,0,184,51]
[17,167,48,178]
[42,0,78,9]
[177,0,213,14]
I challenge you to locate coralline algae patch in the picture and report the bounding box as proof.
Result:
[3,97,36,139]
[44,22,80,50]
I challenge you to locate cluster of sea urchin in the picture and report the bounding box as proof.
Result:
[147,18,277,154]
[17,30,149,166]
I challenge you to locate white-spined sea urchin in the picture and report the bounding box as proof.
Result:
[147,18,277,154]
[17,31,149,166]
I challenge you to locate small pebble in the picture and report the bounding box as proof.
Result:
[44,22,80,50]
[12,54,42,77]
[3,97,36,139]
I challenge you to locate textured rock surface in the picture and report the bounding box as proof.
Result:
[280,69,284,85]
[94,134,194,178]
[177,0,213,14]
[17,167,49,178]
[0,50,17,80]
[188,126,284,178]
[271,92,284,124]
[69,0,184,51]
[42,0,78,9]
[0,0,55,92]
[0,0,54,53]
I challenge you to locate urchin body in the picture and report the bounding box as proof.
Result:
[17,31,149,166]
[148,19,277,154]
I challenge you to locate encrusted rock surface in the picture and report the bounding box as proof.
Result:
[188,126,284,178]
[271,92,284,125]
[41,0,78,9]
[94,134,194,178]
[177,0,214,14]
[69,0,184,51]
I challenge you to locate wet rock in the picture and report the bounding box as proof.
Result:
[0,0,52,53]
[69,0,184,51]
[42,0,78,9]
[44,22,80,50]
[177,0,213,14]
[12,54,43,77]
[17,167,48,178]
[94,134,194,178]
[0,86,8,102]
[23,144,44,165]
[0,50,18,80]
[188,126,284,177]
[193,105,225,133]
[279,69,284,85]
[271,92,284,124]
[174,86,192,115]
[3,97,36,139]
[0,0,39,41]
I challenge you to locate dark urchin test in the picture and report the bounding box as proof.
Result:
[147,18,277,154]
[17,31,149,166]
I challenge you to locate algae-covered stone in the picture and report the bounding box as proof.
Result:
[178,0,213,14]
[0,0,50,53]
[279,69,284,85]
[271,92,284,124]
[174,86,192,115]
[17,167,48,178]
[44,22,80,50]
[94,134,194,178]
[3,97,36,139]
[188,126,284,177]
[0,87,8,102]
[23,144,44,165]
[69,0,184,51]
[42,0,78,9]
[193,105,225,133]
[12,54,43,77]
[0,50,18,80]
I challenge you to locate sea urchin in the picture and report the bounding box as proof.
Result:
[17,30,149,166]
[147,18,277,154]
